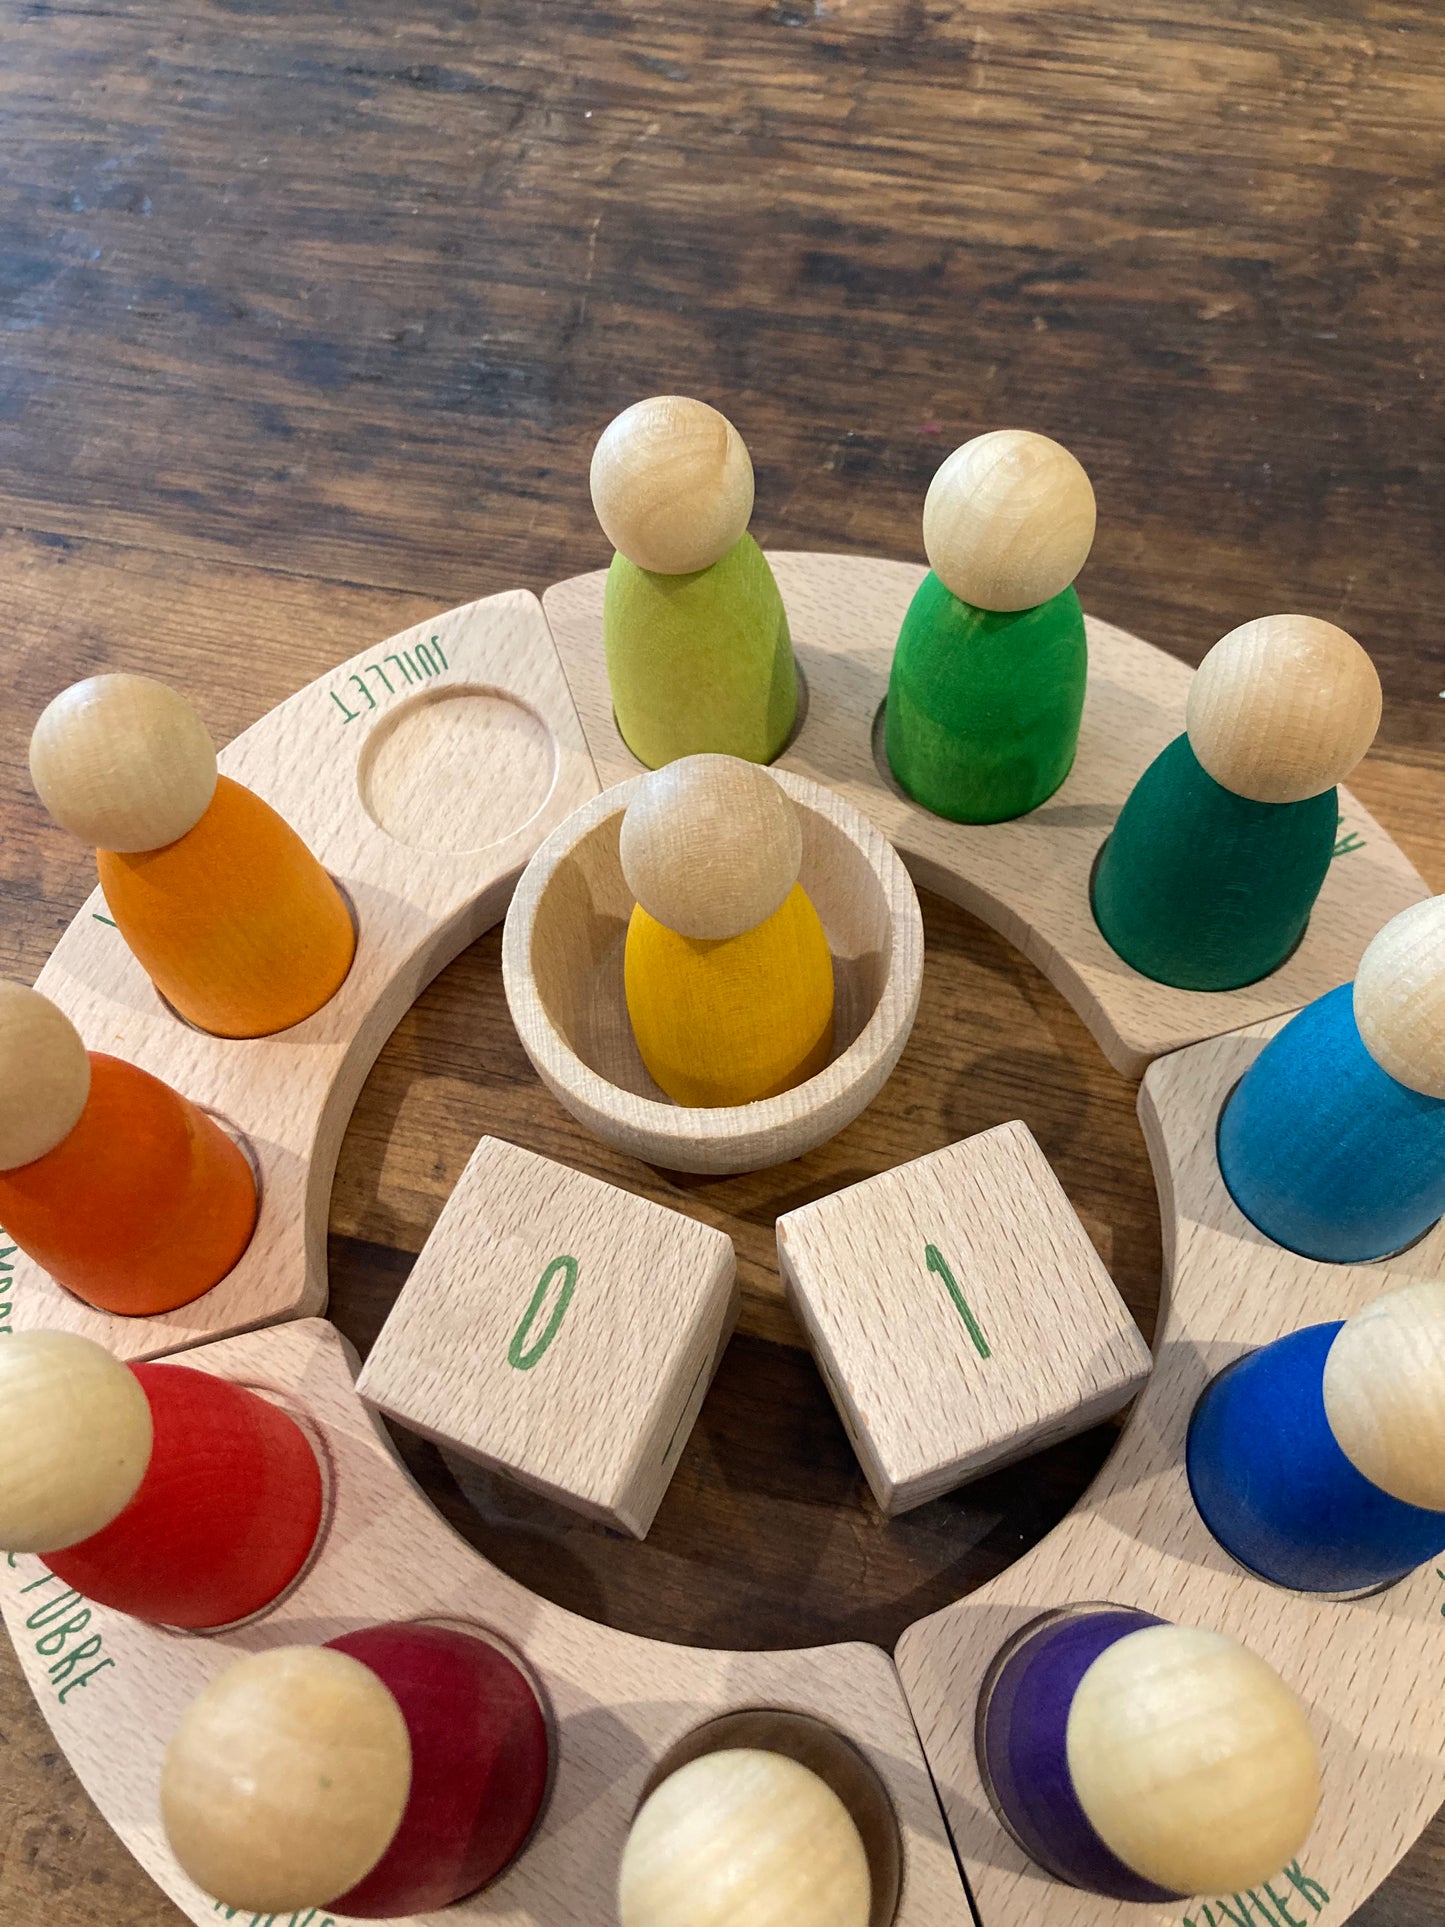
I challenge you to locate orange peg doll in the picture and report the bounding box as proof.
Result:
[0,985,257,1315]
[30,674,355,1037]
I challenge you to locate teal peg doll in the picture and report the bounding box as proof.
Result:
[1092,613,1382,991]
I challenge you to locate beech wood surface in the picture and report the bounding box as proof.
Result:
[0,2,1442,1922]
[1,1320,966,1927]
[895,1013,1445,1927]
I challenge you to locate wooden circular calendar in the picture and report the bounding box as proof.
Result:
[1,553,1440,1927]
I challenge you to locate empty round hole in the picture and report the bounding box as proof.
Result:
[360,687,558,854]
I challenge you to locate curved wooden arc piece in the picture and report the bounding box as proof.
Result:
[895,1016,1445,1927]
[3,592,601,1361]
[0,1318,968,1927]
[543,554,1428,1077]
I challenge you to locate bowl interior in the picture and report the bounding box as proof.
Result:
[530,795,895,1105]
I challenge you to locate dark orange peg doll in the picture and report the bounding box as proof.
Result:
[0,983,257,1315]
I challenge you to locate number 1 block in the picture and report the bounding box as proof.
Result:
[777,1121,1151,1516]
[355,1137,738,1537]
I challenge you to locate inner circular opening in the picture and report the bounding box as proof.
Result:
[635,1708,902,1927]
[528,795,893,1105]
[335,887,1161,1655]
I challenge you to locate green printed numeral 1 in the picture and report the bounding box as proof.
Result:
[926,1243,990,1359]
[507,1255,578,1371]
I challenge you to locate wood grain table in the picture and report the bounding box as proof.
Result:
[1,2,1442,1922]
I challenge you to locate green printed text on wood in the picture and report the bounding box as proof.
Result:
[1181,1861,1330,1927]
[330,634,449,724]
[213,1906,339,1927]
[508,1255,579,1371]
[6,1559,116,1702]
[926,1244,990,1359]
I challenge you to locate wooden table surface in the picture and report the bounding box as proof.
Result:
[1,2,1443,1922]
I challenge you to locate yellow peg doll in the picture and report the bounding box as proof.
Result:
[621,756,834,1108]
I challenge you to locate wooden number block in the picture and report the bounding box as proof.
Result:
[357,1136,738,1537]
[777,1121,1152,1515]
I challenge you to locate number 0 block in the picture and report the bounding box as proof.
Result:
[356,1137,738,1537]
[777,1121,1151,1516]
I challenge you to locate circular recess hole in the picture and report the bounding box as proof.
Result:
[359,687,558,854]
[635,1707,902,1927]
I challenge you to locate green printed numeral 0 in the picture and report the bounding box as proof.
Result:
[507,1255,579,1371]
[926,1243,991,1360]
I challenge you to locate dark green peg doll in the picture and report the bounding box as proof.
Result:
[884,428,1097,823]
[1092,614,1382,991]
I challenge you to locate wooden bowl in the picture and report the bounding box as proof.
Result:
[501,769,923,1174]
